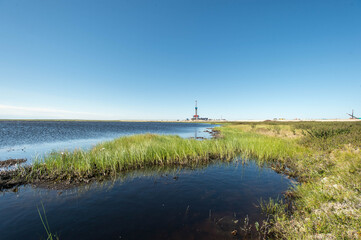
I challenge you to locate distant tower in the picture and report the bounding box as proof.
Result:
[193,100,199,120]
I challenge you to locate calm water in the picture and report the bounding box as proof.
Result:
[0,121,212,163]
[0,159,291,240]
[0,121,291,239]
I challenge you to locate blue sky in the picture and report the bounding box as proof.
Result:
[0,0,360,120]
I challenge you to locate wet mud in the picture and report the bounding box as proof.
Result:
[0,158,26,167]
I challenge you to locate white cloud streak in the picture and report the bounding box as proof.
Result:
[0,104,99,119]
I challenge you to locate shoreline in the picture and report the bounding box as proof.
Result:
[1,121,360,238]
[0,119,360,122]
[0,128,222,190]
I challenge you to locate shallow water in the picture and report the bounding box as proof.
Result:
[0,121,212,163]
[0,159,291,240]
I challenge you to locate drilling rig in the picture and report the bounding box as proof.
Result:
[191,100,208,121]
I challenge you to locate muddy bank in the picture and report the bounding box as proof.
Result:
[0,159,28,189]
[190,129,221,140]
[0,157,230,191]
[207,128,222,139]
[0,166,103,191]
[0,169,28,190]
[0,158,26,167]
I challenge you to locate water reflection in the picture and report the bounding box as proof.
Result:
[0,158,291,240]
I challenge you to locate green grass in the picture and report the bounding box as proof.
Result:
[26,126,307,182]
[30,133,234,180]
[37,202,59,240]
[14,121,361,239]
[227,121,361,239]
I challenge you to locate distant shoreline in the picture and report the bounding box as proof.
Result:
[0,119,359,122]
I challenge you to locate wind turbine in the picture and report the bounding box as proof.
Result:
[347,110,360,119]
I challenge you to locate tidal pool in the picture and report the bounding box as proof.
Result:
[0,159,292,240]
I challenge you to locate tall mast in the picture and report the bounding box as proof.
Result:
[195,100,198,119]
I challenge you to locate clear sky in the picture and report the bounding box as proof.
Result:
[0,0,360,120]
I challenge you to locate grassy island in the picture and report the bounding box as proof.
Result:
[2,121,361,239]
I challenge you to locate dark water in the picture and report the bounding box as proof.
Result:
[0,121,212,163]
[0,159,291,240]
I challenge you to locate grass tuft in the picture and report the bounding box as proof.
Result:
[37,202,58,240]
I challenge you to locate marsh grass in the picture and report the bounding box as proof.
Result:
[30,133,235,181]
[263,148,361,239]
[9,121,361,239]
[25,126,308,183]
[230,121,361,239]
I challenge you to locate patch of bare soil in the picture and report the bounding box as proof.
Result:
[206,129,222,139]
[0,169,27,190]
[0,158,27,167]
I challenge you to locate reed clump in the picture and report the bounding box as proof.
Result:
[29,133,233,181]
[18,125,306,184]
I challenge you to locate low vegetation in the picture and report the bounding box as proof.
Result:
[23,127,307,183]
[227,121,361,239]
[2,121,361,239]
[37,202,59,240]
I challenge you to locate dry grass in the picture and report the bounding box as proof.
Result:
[230,121,361,239]
[226,123,304,139]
